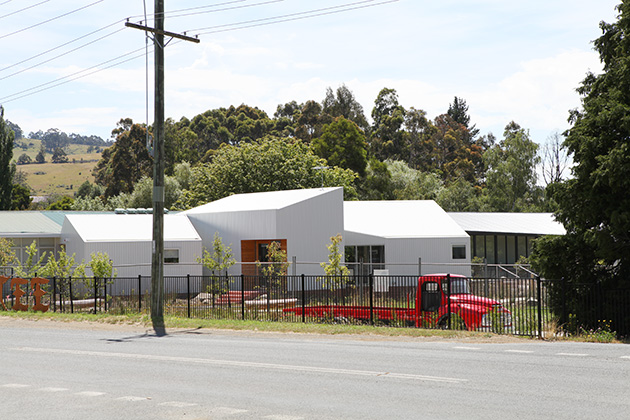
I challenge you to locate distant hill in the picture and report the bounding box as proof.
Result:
[12,137,105,197]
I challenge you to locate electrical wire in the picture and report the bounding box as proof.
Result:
[0,27,125,81]
[0,0,15,6]
[0,44,154,103]
[0,0,49,20]
[191,0,398,34]
[0,0,398,104]
[0,0,278,77]
[0,0,105,40]
[0,20,124,73]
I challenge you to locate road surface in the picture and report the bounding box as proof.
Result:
[1,318,629,419]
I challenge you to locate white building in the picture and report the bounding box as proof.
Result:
[183,187,345,283]
[344,201,472,278]
[61,213,203,278]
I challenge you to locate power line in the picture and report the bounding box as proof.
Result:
[0,0,105,40]
[0,0,278,77]
[0,20,124,73]
[0,0,49,20]
[191,0,398,35]
[0,0,15,6]
[0,0,399,104]
[0,27,125,81]
[0,44,154,103]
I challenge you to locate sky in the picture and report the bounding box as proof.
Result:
[0,0,622,145]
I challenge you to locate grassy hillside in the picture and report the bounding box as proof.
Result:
[13,138,104,196]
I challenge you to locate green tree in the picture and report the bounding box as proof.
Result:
[41,248,86,278]
[320,234,350,291]
[482,122,541,211]
[534,3,630,291]
[14,240,45,278]
[35,145,46,163]
[312,117,368,177]
[17,153,31,164]
[447,96,479,141]
[11,184,31,210]
[51,147,69,163]
[93,119,153,197]
[0,106,15,210]
[357,158,394,200]
[180,137,357,208]
[197,232,236,274]
[88,252,116,278]
[386,160,443,200]
[0,238,16,267]
[47,196,74,210]
[128,175,181,210]
[370,87,405,161]
[322,85,368,131]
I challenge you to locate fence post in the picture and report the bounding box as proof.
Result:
[69,278,74,314]
[369,273,374,326]
[560,277,566,331]
[94,277,98,314]
[187,274,191,318]
[241,274,245,321]
[537,276,543,339]
[447,274,451,330]
[138,275,142,312]
[104,278,107,312]
[301,274,306,323]
[52,276,57,313]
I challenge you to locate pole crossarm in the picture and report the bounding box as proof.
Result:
[125,21,200,43]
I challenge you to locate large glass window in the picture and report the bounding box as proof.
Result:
[507,235,516,264]
[345,245,385,275]
[496,235,506,264]
[485,235,495,264]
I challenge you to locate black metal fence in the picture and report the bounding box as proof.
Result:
[2,275,628,338]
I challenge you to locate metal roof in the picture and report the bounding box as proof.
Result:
[0,211,64,237]
[64,214,202,242]
[448,212,566,235]
[344,201,469,239]
[184,187,342,214]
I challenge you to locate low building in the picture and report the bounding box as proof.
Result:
[344,201,472,279]
[448,212,566,265]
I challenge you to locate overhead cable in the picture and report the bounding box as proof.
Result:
[0,0,49,20]
[0,0,105,40]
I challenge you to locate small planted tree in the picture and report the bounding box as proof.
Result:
[197,232,236,305]
[320,234,351,304]
[0,238,16,275]
[14,241,45,278]
[257,241,290,312]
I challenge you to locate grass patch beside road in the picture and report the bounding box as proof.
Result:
[0,310,521,341]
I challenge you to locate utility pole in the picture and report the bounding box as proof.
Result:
[126,1,199,331]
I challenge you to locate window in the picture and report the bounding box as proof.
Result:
[164,249,179,264]
[452,245,466,259]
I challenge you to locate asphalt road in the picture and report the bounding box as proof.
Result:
[1,319,629,420]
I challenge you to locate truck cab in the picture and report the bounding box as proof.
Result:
[417,274,512,331]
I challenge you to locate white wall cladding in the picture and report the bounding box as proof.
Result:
[185,188,344,276]
[61,214,202,279]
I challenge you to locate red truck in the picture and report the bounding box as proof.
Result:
[284,274,512,331]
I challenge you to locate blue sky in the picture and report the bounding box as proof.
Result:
[0,0,621,144]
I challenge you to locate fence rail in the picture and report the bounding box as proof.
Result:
[2,275,628,338]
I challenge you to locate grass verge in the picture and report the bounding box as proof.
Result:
[1,310,523,341]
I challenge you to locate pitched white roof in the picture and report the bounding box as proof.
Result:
[344,201,468,239]
[0,211,62,237]
[184,187,341,214]
[64,214,201,242]
[448,212,566,235]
